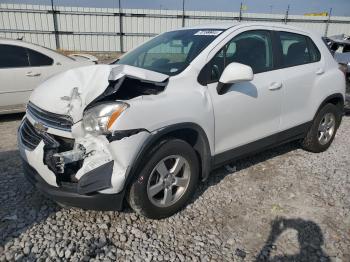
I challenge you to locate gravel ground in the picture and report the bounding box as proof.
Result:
[0,113,349,262]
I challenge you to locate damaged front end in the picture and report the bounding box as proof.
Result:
[18,64,168,210]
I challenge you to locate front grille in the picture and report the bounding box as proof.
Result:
[27,102,73,131]
[19,118,42,150]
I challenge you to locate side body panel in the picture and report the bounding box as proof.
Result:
[272,26,346,132]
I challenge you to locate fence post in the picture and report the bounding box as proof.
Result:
[325,8,332,37]
[182,0,185,27]
[284,5,290,24]
[118,0,124,53]
[50,0,60,49]
[239,2,243,22]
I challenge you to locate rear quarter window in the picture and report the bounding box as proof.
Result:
[27,48,53,67]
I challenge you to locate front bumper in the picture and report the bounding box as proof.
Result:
[18,113,150,211]
[22,160,125,211]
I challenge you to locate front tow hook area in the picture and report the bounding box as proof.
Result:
[52,145,86,174]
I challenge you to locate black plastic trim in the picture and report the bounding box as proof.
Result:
[106,128,149,142]
[213,122,312,167]
[124,122,212,186]
[77,160,113,194]
[22,160,124,211]
[317,93,345,113]
[314,93,345,125]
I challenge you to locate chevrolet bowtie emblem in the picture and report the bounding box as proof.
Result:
[33,122,48,133]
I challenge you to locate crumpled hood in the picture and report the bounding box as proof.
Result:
[29,64,169,123]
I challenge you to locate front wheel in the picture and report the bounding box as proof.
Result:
[301,103,342,153]
[127,139,199,219]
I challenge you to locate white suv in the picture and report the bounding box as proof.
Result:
[18,23,345,219]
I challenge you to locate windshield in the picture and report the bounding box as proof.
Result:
[114,29,223,76]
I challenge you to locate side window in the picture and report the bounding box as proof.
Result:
[209,30,273,82]
[27,48,53,67]
[278,32,320,67]
[306,38,321,62]
[0,44,29,68]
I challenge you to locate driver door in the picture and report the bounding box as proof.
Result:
[206,29,283,162]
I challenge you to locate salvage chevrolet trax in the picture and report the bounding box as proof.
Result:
[18,23,345,219]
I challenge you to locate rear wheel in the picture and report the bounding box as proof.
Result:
[127,139,199,219]
[301,103,342,153]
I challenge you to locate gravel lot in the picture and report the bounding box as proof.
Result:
[0,113,349,261]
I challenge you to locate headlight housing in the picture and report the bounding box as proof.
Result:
[82,102,129,135]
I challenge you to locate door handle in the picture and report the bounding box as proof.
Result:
[316,68,325,75]
[26,72,41,77]
[268,82,282,91]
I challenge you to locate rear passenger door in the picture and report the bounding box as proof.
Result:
[0,44,34,112]
[274,31,323,131]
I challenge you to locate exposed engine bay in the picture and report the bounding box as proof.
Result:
[91,76,168,104]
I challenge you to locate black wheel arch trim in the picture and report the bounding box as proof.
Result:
[122,93,345,196]
[123,122,213,190]
[316,93,344,115]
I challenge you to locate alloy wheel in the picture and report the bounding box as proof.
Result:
[318,112,336,145]
[147,155,191,208]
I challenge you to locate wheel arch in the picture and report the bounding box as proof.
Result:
[124,123,213,189]
[314,93,344,121]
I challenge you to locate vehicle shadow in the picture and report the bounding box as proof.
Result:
[0,112,24,122]
[0,149,59,248]
[255,217,330,262]
[192,109,350,203]
[192,140,301,203]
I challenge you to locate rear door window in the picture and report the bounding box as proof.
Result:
[277,32,321,67]
[0,44,29,68]
[27,48,53,67]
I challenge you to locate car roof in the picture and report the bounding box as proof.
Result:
[174,22,320,36]
[0,37,50,49]
[0,37,74,61]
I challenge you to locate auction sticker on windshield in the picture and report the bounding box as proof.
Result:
[194,30,223,36]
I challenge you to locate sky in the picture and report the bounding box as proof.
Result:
[2,0,350,16]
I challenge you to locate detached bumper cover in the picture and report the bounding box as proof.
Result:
[22,160,125,211]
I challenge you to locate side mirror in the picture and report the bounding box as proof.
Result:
[217,62,254,95]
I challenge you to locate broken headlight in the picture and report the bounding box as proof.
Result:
[82,102,129,134]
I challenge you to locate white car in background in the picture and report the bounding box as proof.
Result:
[0,38,96,114]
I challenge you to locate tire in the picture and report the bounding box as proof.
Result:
[301,103,342,153]
[127,139,199,219]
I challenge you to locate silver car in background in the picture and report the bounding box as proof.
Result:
[324,35,350,112]
[326,34,350,77]
[0,38,96,114]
